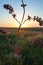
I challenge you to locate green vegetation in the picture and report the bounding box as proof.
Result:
[0,33,43,65]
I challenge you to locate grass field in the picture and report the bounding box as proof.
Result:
[0,27,43,65]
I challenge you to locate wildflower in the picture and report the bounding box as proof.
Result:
[21,0,26,8]
[36,16,39,21]
[3,4,14,14]
[33,16,36,21]
[12,13,16,18]
[28,15,31,20]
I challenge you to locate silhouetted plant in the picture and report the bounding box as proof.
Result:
[3,0,43,60]
[3,0,43,36]
[3,4,14,14]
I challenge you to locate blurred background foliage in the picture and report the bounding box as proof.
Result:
[0,33,43,65]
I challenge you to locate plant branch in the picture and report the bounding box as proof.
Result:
[21,7,25,24]
[14,17,21,24]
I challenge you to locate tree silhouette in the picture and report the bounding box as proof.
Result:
[3,0,43,59]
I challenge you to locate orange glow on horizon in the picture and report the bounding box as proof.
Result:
[0,15,41,28]
[21,20,40,28]
[0,20,40,28]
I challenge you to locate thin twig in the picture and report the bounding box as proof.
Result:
[14,18,21,25]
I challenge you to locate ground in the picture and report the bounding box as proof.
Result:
[0,27,43,65]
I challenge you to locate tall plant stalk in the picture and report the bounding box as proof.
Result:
[15,0,26,55]
[3,0,43,58]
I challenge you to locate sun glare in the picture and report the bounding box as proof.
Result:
[21,20,40,28]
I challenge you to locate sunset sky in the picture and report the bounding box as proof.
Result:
[0,0,43,28]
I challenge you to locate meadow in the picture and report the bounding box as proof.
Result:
[0,27,43,65]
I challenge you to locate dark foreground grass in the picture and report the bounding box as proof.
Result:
[0,33,43,65]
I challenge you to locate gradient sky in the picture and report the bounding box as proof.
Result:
[0,0,43,28]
